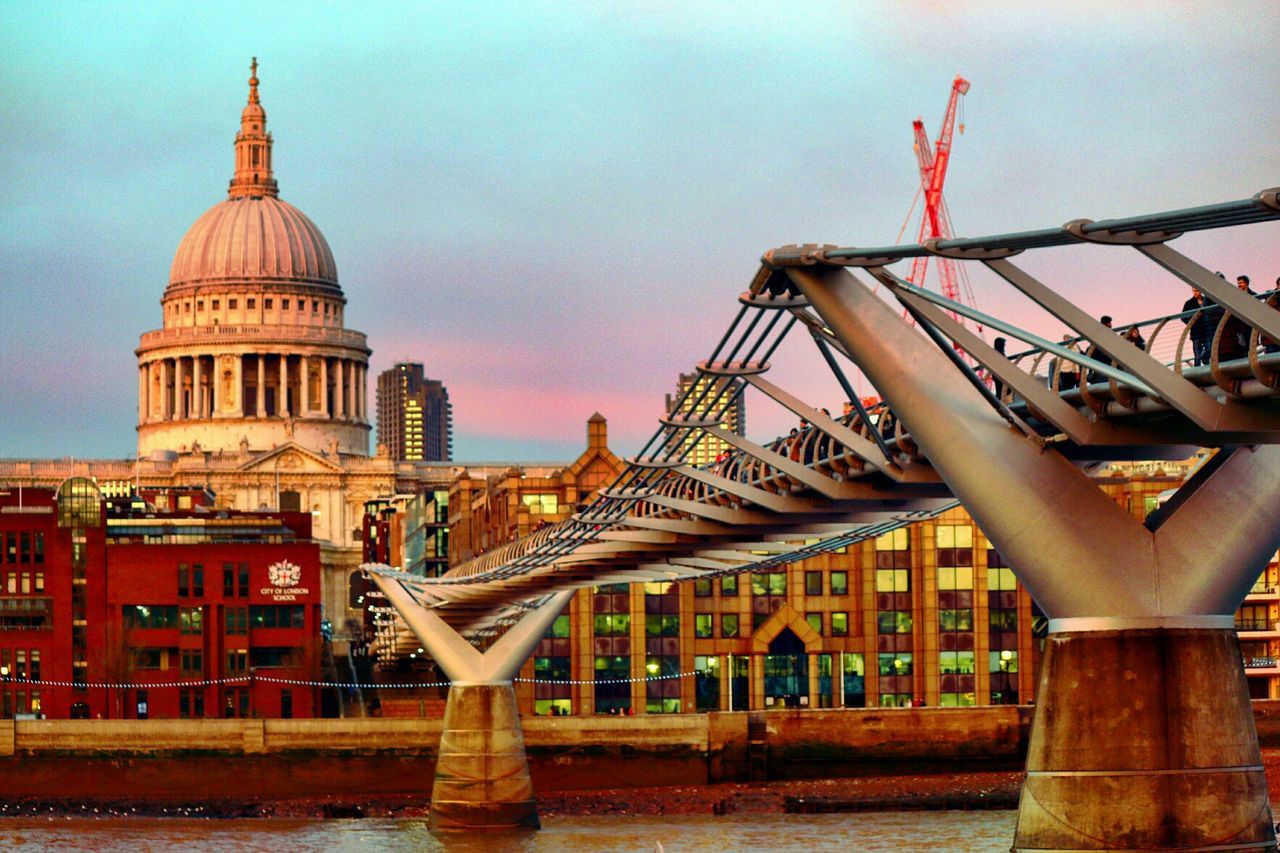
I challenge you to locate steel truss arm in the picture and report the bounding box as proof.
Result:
[371,572,573,683]
[984,258,1277,433]
[891,283,1210,447]
[702,426,870,499]
[666,463,841,513]
[738,373,909,480]
[787,261,1156,618]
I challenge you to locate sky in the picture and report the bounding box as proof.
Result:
[1,1,1277,461]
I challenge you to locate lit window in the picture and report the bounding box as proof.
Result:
[988,567,1017,591]
[935,525,973,549]
[875,569,909,592]
[875,528,909,551]
[521,494,558,514]
[878,652,912,676]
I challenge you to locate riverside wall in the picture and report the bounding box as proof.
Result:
[0,702,1272,802]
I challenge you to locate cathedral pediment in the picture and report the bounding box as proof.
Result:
[237,442,346,474]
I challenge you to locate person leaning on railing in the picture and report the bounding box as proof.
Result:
[1268,278,1280,354]
[1049,335,1080,391]
[1179,287,1217,367]
[1218,275,1259,361]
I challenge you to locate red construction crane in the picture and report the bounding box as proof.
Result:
[906,76,972,322]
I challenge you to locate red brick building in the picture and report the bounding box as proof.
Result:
[0,480,323,719]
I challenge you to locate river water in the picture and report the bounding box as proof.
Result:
[0,812,1017,851]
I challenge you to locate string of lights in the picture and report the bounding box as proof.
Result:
[0,676,252,690]
[0,669,715,691]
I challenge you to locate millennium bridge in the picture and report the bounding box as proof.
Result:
[367,187,1280,850]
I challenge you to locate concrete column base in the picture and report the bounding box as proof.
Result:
[1014,628,1274,851]
[429,682,539,832]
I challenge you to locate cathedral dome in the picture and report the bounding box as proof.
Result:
[168,195,339,289]
[137,59,371,460]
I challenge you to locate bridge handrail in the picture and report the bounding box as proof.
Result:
[823,189,1279,264]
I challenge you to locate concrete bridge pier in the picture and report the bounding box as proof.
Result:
[788,261,1280,851]
[1018,623,1270,851]
[430,680,536,831]
[372,578,573,831]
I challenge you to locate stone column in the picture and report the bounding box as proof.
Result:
[174,357,185,419]
[193,356,204,419]
[162,358,173,419]
[184,356,194,419]
[211,355,221,416]
[233,354,244,416]
[279,354,289,416]
[807,653,821,708]
[152,361,162,420]
[138,364,148,425]
[300,355,310,415]
[359,363,367,420]
[351,362,359,420]
[320,357,329,417]
[185,356,195,419]
[347,360,356,420]
[336,358,346,419]
[256,355,266,417]
[345,359,354,419]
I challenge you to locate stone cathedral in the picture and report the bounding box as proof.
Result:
[0,61,613,652]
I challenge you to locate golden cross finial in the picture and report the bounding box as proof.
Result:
[248,57,260,103]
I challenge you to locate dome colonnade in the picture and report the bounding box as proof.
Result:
[136,59,371,457]
[136,348,368,430]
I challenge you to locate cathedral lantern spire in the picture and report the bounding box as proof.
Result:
[229,57,278,199]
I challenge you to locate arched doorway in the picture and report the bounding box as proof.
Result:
[764,628,808,708]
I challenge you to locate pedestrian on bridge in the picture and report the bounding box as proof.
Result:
[1051,335,1080,391]
[1219,275,1261,361]
[1180,288,1215,367]
[991,337,1008,399]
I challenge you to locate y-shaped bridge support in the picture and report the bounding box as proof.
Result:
[791,262,1280,851]
[373,576,573,831]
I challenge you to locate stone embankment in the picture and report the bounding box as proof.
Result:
[0,702,1273,815]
